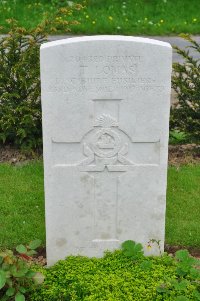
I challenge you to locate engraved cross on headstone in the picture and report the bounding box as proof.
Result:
[52,99,159,246]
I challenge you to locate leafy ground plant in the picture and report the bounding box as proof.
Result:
[169,131,188,145]
[157,249,200,300]
[29,241,200,301]
[0,239,44,301]
[121,240,143,259]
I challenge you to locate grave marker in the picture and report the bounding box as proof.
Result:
[40,36,172,265]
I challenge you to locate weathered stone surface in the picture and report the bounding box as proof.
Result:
[40,36,172,265]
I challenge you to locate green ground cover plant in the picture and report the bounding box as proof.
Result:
[29,246,200,301]
[0,162,200,249]
[0,0,200,35]
[1,240,199,301]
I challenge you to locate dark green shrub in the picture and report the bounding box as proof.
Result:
[30,245,200,301]
[0,19,43,150]
[0,7,81,150]
[171,35,200,142]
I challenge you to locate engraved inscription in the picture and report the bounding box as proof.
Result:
[43,54,166,94]
[45,77,164,94]
[66,55,141,63]
[95,65,137,75]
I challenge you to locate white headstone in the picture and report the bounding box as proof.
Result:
[40,36,172,266]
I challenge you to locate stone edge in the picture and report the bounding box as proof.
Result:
[40,35,172,50]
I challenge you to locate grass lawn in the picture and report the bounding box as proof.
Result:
[0,161,200,250]
[0,162,45,249]
[166,165,200,247]
[0,0,200,35]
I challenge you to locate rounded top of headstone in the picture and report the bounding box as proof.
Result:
[40,35,172,50]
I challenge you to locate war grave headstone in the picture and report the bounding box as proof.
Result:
[40,36,172,265]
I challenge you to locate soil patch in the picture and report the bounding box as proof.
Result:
[168,144,200,166]
[27,245,200,267]
[31,247,47,266]
[0,145,42,164]
[165,244,200,258]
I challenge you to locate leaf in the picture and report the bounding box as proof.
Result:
[0,269,6,289]
[10,265,17,274]
[121,240,135,250]
[175,296,189,301]
[176,266,187,277]
[6,287,15,297]
[121,240,136,256]
[1,295,9,301]
[190,267,200,279]
[27,250,37,256]
[176,250,195,265]
[19,287,27,294]
[173,280,188,291]
[33,272,45,284]
[121,240,143,258]
[0,256,3,264]
[26,270,36,278]
[6,278,12,287]
[134,243,143,253]
[28,239,41,250]
[13,267,28,278]
[193,290,200,300]
[156,284,168,293]
[15,292,25,301]
[140,260,152,270]
[16,244,27,254]
[2,263,10,271]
